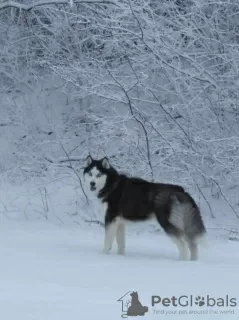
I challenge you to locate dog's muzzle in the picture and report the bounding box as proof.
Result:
[90,182,96,191]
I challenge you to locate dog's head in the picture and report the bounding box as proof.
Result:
[130,291,139,299]
[83,155,111,194]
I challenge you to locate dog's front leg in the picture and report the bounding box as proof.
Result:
[116,222,125,255]
[102,219,118,254]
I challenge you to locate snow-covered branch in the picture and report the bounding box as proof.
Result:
[0,0,116,11]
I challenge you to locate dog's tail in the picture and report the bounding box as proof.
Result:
[194,229,208,248]
[171,192,207,247]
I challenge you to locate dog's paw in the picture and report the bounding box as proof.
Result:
[102,247,111,254]
[117,248,125,255]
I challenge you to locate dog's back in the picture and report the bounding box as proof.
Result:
[109,176,185,221]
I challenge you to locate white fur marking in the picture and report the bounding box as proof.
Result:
[116,220,125,255]
[169,204,185,231]
[100,201,108,218]
[103,218,121,254]
[188,241,198,261]
[189,233,207,261]
[170,236,188,261]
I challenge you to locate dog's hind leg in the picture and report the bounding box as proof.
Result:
[187,238,198,261]
[155,209,188,260]
[185,233,206,261]
[182,203,206,261]
[116,221,125,255]
[169,234,188,260]
[102,218,119,254]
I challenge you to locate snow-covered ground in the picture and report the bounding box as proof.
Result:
[0,220,238,320]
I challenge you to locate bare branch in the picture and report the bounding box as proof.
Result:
[106,67,154,180]
[85,219,104,227]
[60,143,89,205]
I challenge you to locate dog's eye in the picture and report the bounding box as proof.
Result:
[96,173,102,178]
[88,172,92,177]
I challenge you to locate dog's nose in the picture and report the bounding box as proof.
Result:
[90,181,95,187]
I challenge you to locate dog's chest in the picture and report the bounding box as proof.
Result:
[99,200,108,218]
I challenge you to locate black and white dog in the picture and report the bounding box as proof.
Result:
[83,156,206,261]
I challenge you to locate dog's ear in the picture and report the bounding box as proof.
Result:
[101,157,110,169]
[85,155,93,166]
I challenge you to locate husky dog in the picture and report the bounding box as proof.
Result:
[83,156,206,261]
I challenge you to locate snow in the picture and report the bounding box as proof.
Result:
[0,220,238,320]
